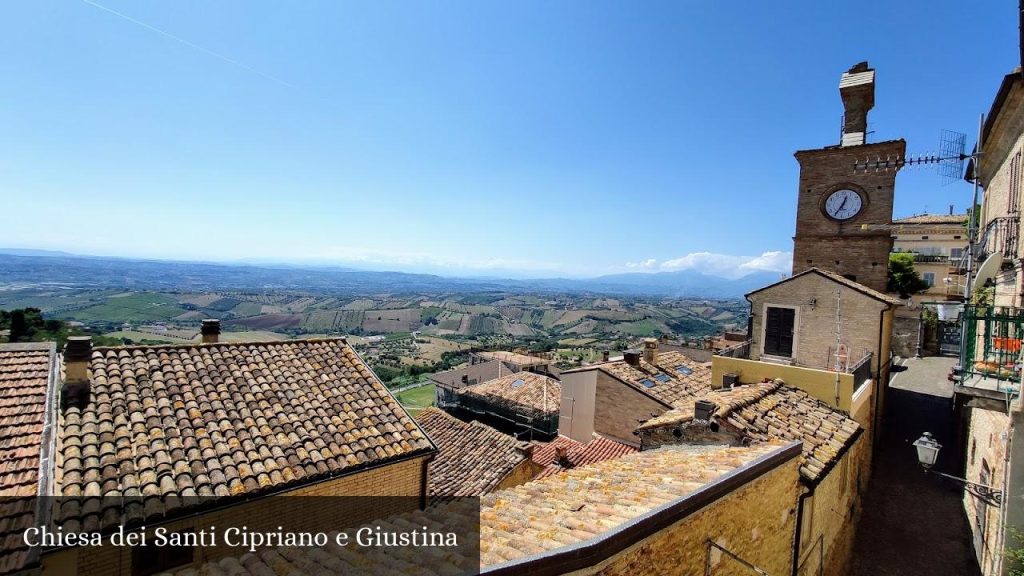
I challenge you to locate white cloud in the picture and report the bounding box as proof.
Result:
[625,258,658,270]
[627,251,793,280]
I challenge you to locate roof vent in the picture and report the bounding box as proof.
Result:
[201,319,221,343]
[624,350,641,367]
[602,350,610,362]
[695,400,717,422]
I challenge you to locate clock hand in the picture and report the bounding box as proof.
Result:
[838,196,848,211]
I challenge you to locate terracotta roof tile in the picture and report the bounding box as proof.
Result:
[177,442,790,576]
[472,351,550,368]
[416,408,531,499]
[595,350,712,407]
[530,435,637,479]
[428,360,514,390]
[636,380,861,483]
[56,339,434,529]
[457,372,560,419]
[892,213,968,225]
[0,343,55,575]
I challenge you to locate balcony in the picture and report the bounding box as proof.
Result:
[911,254,949,263]
[958,304,1023,395]
[975,216,1020,264]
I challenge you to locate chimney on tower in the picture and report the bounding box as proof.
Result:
[63,336,92,406]
[839,62,875,147]
[201,319,221,343]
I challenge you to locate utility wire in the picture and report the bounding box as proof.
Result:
[81,0,299,90]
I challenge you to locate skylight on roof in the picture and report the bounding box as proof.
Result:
[676,365,693,376]
[654,373,671,383]
[640,379,656,388]
[511,379,526,388]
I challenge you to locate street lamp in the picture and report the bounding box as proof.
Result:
[913,432,941,468]
[913,432,1003,507]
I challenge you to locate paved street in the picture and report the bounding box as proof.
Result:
[850,356,980,576]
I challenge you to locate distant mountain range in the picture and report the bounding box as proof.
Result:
[0,249,782,298]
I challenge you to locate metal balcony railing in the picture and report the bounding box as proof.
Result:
[961,304,1024,387]
[974,216,1020,264]
[911,254,949,263]
[715,340,751,359]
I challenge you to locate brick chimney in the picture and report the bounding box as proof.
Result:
[201,319,221,343]
[643,338,658,365]
[623,350,641,367]
[839,62,875,147]
[63,336,92,406]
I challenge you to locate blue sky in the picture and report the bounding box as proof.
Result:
[0,1,1016,278]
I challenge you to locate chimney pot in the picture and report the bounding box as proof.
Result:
[201,319,221,343]
[643,338,658,365]
[695,399,717,422]
[63,336,92,406]
[624,350,641,367]
[601,350,610,362]
[555,446,571,467]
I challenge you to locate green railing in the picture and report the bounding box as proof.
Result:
[961,305,1024,389]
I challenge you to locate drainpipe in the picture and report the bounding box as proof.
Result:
[873,307,887,444]
[792,488,811,576]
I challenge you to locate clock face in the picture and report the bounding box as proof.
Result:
[823,189,863,221]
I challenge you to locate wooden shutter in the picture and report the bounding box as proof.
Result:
[765,307,795,357]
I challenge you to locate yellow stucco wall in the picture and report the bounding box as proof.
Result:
[712,356,854,412]
[796,432,870,576]
[577,456,801,576]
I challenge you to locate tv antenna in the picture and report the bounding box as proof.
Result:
[853,130,970,185]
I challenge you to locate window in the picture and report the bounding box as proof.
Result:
[764,306,795,357]
[1010,151,1022,214]
[640,379,655,388]
[923,272,935,287]
[654,373,671,383]
[675,365,693,376]
[950,247,964,260]
[511,379,526,388]
[132,530,194,576]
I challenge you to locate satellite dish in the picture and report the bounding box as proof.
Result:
[974,253,1003,289]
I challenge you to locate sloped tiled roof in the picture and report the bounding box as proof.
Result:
[893,213,968,225]
[530,434,637,479]
[0,343,55,575]
[416,408,532,499]
[636,380,861,483]
[429,359,515,390]
[594,350,712,407]
[747,267,903,306]
[458,372,560,418]
[473,350,550,368]
[56,338,435,530]
[181,442,797,576]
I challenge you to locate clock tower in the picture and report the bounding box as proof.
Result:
[791,62,905,294]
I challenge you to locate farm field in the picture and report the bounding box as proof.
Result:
[394,383,436,416]
[3,286,745,344]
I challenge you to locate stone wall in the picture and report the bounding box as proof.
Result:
[964,407,1010,575]
[593,371,666,446]
[748,271,889,376]
[891,314,920,358]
